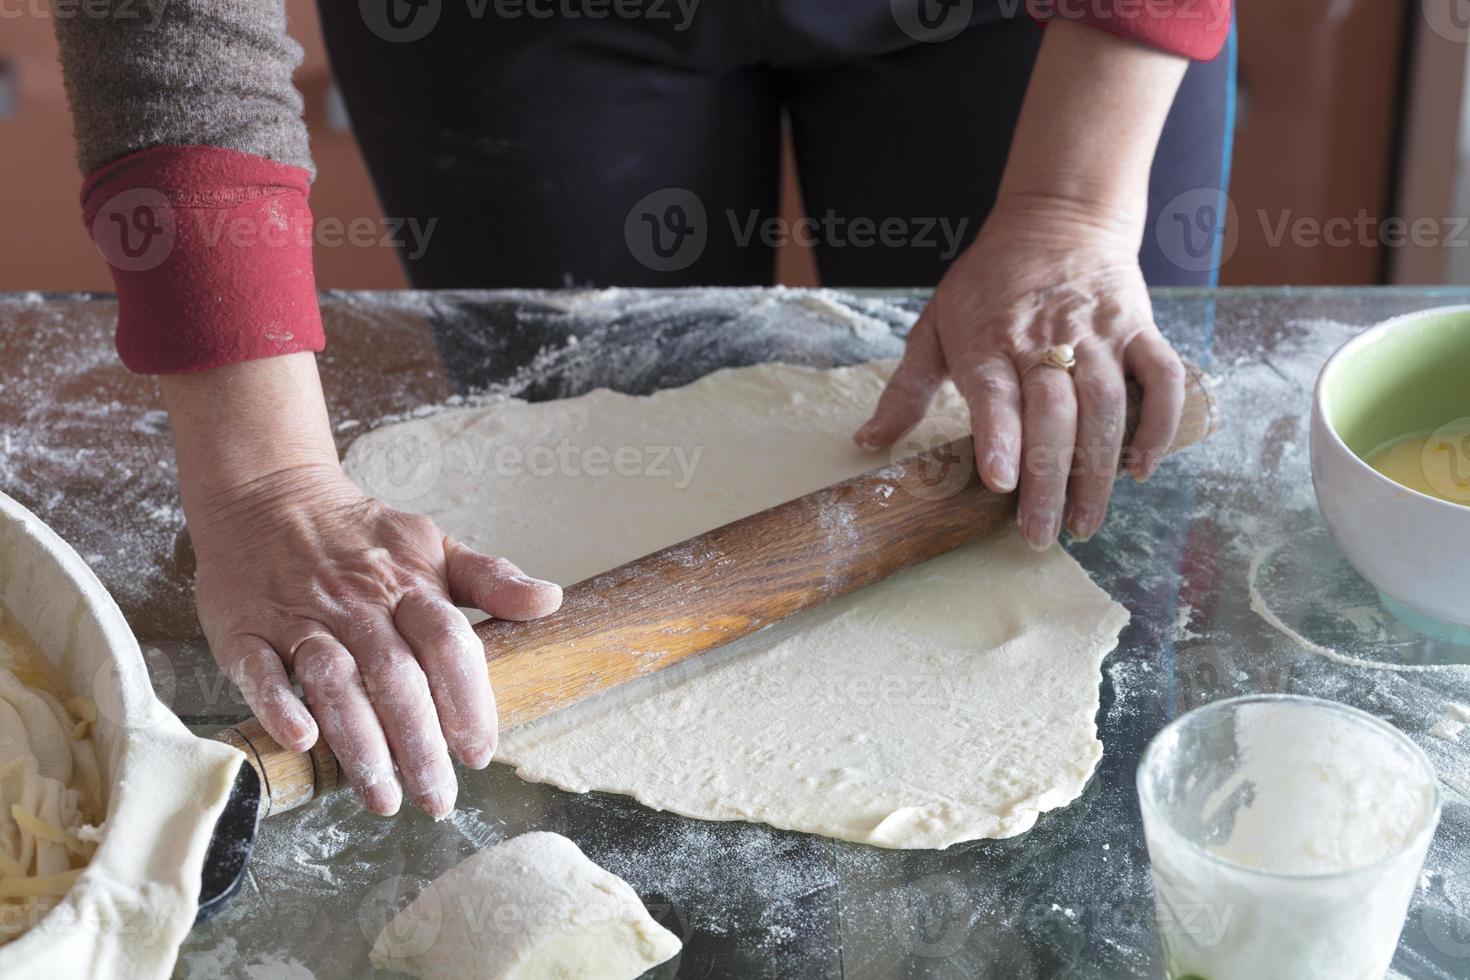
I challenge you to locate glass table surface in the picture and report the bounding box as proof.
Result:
[2,286,1467,978]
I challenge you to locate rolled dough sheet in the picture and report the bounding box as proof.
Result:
[371,832,681,980]
[345,361,1129,849]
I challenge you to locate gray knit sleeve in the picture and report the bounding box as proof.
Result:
[51,0,314,177]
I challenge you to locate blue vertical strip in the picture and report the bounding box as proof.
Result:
[1206,17,1239,302]
[1165,16,1236,722]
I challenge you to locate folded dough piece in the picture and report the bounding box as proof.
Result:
[371,832,680,980]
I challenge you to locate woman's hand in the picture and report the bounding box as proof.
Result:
[189,464,561,818]
[855,197,1185,548]
[159,352,560,819]
[857,19,1192,549]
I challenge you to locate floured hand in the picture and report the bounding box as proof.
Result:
[158,352,561,819]
[189,464,561,817]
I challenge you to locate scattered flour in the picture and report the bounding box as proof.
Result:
[182,938,314,980]
[1248,541,1470,675]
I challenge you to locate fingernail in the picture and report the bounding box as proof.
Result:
[1020,513,1057,551]
[854,422,881,451]
[1066,505,1098,541]
[986,452,1017,492]
[357,780,402,817]
[516,580,564,618]
[1135,450,1164,483]
[458,736,496,770]
[276,719,313,752]
[417,785,457,820]
[284,707,319,749]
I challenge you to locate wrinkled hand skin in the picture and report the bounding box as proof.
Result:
[856,200,1186,550]
[190,464,563,819]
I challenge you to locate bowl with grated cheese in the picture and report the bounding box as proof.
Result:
[0,491,243,980]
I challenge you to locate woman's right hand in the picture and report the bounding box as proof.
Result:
[189,464,561,818]
[160,352,561,818]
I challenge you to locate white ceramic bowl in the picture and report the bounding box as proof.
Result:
[0,491,240,979]
[1311,305,1470,639]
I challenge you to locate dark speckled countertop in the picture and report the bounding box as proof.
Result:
[2,287,1467,979]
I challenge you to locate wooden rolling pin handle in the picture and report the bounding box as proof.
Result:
[214,718,341,818]
[220,362,1215,816]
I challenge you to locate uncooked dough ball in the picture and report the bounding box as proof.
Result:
[370,832,680,980]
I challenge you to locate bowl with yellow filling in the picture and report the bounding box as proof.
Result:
[1312,305,1470,641]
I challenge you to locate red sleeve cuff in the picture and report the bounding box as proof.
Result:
[1030,0,1232,61]
[82,145,325,375]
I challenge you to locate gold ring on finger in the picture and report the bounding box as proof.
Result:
[286,631,337,667]
[1041,343,1077,372]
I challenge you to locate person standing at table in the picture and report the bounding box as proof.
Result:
[52,1,1234,817]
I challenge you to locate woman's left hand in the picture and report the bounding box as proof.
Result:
[855,196,1186,549]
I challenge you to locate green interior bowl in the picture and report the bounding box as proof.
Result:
[1322,308,1470,459]
[1315,305,1470,644]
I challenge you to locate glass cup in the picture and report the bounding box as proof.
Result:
[1137,694,1441,980]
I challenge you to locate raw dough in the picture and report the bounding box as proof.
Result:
[370,832,680,980]
[345,361,1129,849]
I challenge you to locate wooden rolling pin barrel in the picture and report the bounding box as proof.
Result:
[214,363,1217,819]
